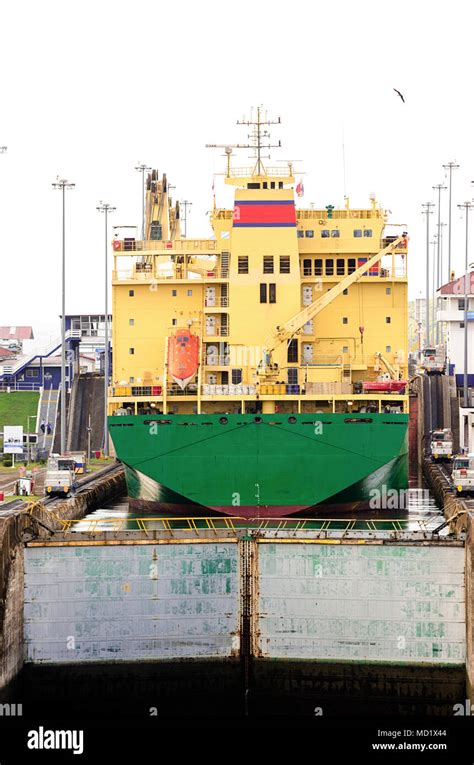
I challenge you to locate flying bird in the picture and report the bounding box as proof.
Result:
[393,88,405,103]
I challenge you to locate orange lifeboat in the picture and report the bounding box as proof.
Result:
[168,329,200,390]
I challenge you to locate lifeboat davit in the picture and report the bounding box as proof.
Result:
[168,329,200,390]
[362,380,407,393]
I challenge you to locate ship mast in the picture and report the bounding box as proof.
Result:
[206,105,284,179]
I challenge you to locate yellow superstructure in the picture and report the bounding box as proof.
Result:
[109,110,408,417]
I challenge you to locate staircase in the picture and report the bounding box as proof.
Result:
[37,387,60,459]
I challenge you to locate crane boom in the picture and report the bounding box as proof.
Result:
[374,351,397,379]
[268,235,404,352]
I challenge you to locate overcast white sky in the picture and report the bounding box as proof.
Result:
[1,0,474,343]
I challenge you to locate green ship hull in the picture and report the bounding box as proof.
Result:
[108,412,408,517]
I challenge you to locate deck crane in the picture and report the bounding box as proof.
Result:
[374,351,399,380]
[258,235,405,377]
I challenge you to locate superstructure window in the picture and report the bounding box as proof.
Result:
[129,289,134,297]
[343,288,348,295]
[348,258,356,274]
[386,317,391,323]
[287,339,298,363]
[305,230,314,238]
[363,229,373,237]
[331,230,340,238]
[280,256,290,273]
[231,369,242,384]
[187,290,193,296]
[172,289,177,296]
[353,230,362,237]
[342,346,349,353]
[260,284,267,303]
[263,256,274,274]
[129,348,135,355]
[386,287,391,295]
[336,259,345,275]
[172,318,177,325]
[238,256,249,274]
[342,317,348,325]
[297,230,304,238]
[386,346,391,353]
[129,319,135,326]
[303,259,312,275]
[321,230,330,238]
[287,368,298,384]
[269,283,276,303]
[314,259,323,276]
[325,259,334,276]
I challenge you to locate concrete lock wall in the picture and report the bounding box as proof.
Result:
[23,538,466,667]
[24,543,240,663]
[256,543,466,664]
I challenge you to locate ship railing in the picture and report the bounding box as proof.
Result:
[296,209,383,220]
[227,166,293,178]
[166,386,198,396]
[112,238,218,253]
[204,297,229,307]
[112,266,229,282]
[204,325,229,337]
[204,355,231,366]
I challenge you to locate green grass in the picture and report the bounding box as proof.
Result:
[0,391,39,433]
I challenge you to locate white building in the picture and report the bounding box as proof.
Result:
[437,272,474,386]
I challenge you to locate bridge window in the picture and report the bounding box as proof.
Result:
[238,256,249,274]
[269,283,277,303]
[325,259,334,276]
[353,230,362,237]
[287,339,298,363]
[321,230,330,238]
[305,230,314,238]
[297,230,304,238]
[337,259,345,275]
[314,259,323,276]
[129,289,135,297]
[263,256,274,274]
[331,230,340,238]
[363,229,373,237]
[231,369,242,384]
[287,368,298,384]
[247,182,260,189]
[348,258,356,273]
[303,259,312,275]
[260,284,267,303]
[280,256,290,273]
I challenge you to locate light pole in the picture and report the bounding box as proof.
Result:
[135,163,151,240]
[431,237,437,342]
[422,202,434,346]
[458,202,474,408]
[433,184,446,344]
[443,161,459,281]
[0,147,6,154]
[52,178,75,454]
[180,200,192,238]
[97,202,116,458]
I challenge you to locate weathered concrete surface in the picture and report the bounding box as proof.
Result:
[466,513,474,706]
[0,466,124,688]
[423,459,467,532]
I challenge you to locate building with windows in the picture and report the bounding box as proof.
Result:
[438,273,474,385]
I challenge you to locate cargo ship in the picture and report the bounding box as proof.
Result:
[108,108,409,517]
